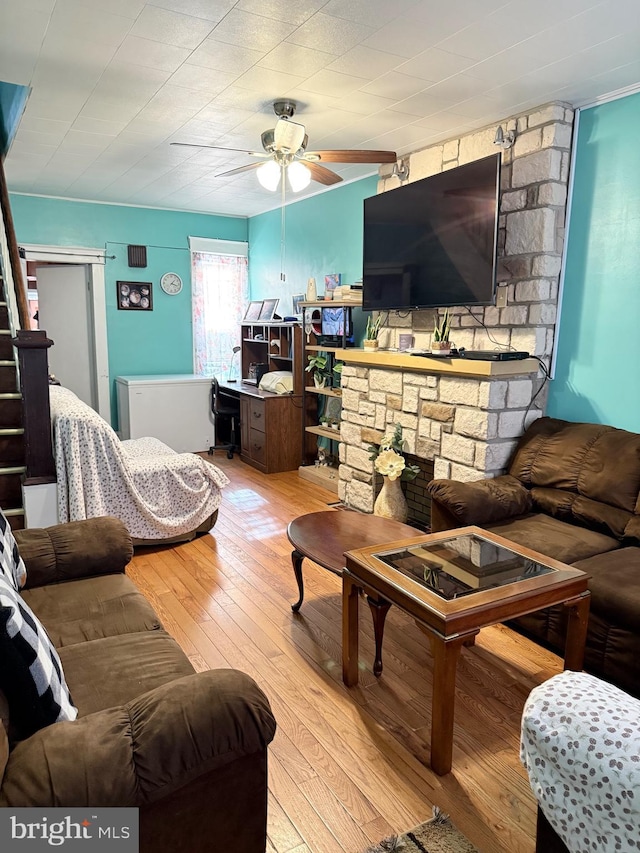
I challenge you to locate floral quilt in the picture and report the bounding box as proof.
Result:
[50,386,229,540]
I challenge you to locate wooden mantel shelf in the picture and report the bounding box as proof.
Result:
[334,348,540,378]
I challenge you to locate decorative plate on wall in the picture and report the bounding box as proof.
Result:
[160,272,183,295]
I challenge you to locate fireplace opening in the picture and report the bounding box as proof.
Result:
[374,455,434,531]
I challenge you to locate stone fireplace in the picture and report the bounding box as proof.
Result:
[337,101,573,516]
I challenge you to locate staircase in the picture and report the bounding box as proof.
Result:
[0,294,25,529]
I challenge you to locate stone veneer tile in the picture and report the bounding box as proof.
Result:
[434,459,451,479]
[369,369,403,394]
[454,408,498,440]
[498,410,527,438]
[403,385,420,411]
[449,463,486,481]
[439,378,480,406]
[421,401,455,421]
[506,208,556,254]
[441,432,477,466]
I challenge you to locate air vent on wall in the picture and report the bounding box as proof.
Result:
[127,245,147,268]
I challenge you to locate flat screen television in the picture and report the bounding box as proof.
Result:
[362,153,501,311]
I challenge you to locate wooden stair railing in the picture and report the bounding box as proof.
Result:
[12,330,55,485]
[0,158,54,527]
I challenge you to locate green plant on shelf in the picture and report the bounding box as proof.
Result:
[433,308,451,342]
[365,312,384,341]
[306,355,344,388]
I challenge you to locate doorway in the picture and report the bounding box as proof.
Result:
[33,264,95,407]
[21,245,110,423]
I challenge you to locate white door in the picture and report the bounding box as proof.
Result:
[36,264,96,408]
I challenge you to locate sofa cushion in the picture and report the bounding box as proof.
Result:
[58,630,194,717]
[531,488,632,539]
[0,511,26,590]
[22,574,161,648]
[573,547,640,634]
[0,577,77,739]
[509,417,640,518]
[485,513,620,564]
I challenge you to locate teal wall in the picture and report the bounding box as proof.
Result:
[9,193,246,424]
[548,92,640,431]
[248,176,378,316]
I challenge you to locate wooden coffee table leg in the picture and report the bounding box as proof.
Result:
[367,596,391,677]
[563,591,590,671]
[422,627,478,776]
[290,549,305,612]
[342,574,360,686]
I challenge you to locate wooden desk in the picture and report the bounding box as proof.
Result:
[218,380,302,474]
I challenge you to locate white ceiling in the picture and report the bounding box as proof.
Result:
[2,0,639,218]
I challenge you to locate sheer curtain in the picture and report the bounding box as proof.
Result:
[192,251,248,378]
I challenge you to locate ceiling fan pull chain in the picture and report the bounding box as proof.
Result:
[280,165,286,282]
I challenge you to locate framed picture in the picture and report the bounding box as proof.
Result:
[259,298,279,321]
[243,300,264,321]
[292,293,305,316]
[324,273,341,297]
[117,281,152,311]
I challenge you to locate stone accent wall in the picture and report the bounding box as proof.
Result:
[377,102,574,364]
[339,362,537,513]
[339,102,573,514]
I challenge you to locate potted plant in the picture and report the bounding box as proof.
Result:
[364,312,384,350]
[305,354,329,387]
[431,309,451,355]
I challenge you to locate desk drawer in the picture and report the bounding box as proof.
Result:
[248,428,266,465]
[249,399,266,433]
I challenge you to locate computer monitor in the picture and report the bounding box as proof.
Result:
[319,306,354,345]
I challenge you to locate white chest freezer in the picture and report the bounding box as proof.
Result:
[116,374,214,453]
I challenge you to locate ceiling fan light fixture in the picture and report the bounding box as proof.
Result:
[287,161,311,192]
[256,159,282,191]
[274,118,306,152]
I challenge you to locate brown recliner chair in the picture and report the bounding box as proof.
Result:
[0,517,276,853]
[427,416,640,697]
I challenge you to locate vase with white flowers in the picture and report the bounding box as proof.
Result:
[368,424,420,521]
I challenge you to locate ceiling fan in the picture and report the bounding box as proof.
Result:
[171,100,397,192]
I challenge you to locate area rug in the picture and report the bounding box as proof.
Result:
[365,807,479,853]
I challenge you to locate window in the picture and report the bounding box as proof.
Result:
[191,239,248,378]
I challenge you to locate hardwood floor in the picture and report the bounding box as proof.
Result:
[128,454,560,853]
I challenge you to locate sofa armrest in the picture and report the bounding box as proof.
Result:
[15,517,133,589]
[521,671,640,853]
[0,669,276,807]
[427,474,532,531]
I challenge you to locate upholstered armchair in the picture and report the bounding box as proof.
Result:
[521,670,640,853]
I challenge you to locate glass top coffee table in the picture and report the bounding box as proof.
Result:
[342,525,590,776]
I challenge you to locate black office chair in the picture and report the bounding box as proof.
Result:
[208,377,241,459]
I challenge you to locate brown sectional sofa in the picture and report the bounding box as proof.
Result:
[0,517,276,853]
[427,416,640,698]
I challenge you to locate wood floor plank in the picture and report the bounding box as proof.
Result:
[128,456,553,853]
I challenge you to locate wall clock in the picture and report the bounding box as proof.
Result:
[160,272,183,295]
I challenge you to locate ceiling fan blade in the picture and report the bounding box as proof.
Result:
[304,149,397,164]
[305,162,342,186]
[215,162,264,178]
[171,142,268,157]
